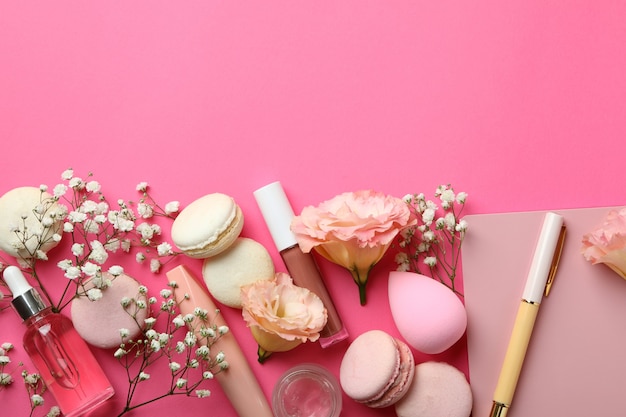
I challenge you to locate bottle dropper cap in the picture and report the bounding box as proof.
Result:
[253,181,299,252]
[3,266,47,321]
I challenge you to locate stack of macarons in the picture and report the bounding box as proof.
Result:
[339,329,472,417]
[170,192,275,308]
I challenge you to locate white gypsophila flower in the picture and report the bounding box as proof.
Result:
[136,299,147,309]
[80,200,98,214]
[422,208,436,225]
[144,317,157,328]
[175,378,187,389]
[148,296,157,305]
[63,222,74,233]
[158,333,169,344]
[64,267,81,280]
[202,371,214,380]
[23,373,39,385]
[184,332,197,347]
[114,348,126,359]
[35,250,48,261]
[121,239,132,252]
[52,233,62,242]
[69,177,84,190]
[0,355,10,365]
[87,288,103,301]
[456,219,468,232]
[138,285,148,295]
[68,211,88,224]
[157,242,173,256]
[41,215,54,227]
[196,389,211,398]
[183,314,195,323]
[1,343,12,351]
[136,223,155,240]
[175,341,186,353]
[200,327,215,338]
[53,184,68,197]
[160,288,172,299]
[83,219,100,234]
[46,406,61,417]
[219,361,229,370]
[136,252,146,263]
[215,351,225,363]
[0,372,13,386]
[137,203,154,219]
[39,184,48,192]
[119,328,130,338]
[196,345,210,358]
[218,325,229,335]
[444,212,456,230]
[424,256,437,267]
[150,339,161,352]
[150,258,161,273]
[61,169,74,180]
[402,194,413,203]
[81,262,100,277]
[165,201,180,214]
[172,315,185,328]
[422,230,435,242]
[104,239,121,252]
[120,297,132,308]
[108,265,124,276]
[86,181,101,193]
[138,372,150,381]
[93,214,106,225]
[169,362,181,372]
[136,182,149,192]
[188,359,199,369]
[89,241,108,264]
[71,243,85,257]
[31,394,44,406]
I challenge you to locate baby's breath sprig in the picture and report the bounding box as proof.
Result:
[0,342,16,390]
[396,184,468,296]
[21,369,61,417]
[0,168,182,312]
[113,281,228,417]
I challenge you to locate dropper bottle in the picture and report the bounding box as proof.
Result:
[3,266,115,417]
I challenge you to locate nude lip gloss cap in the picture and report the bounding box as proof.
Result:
[253,181,299,252]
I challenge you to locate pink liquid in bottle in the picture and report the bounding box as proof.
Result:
[4,266,114,417]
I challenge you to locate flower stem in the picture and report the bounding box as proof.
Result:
[257,346,272,364]
[349,266,372,306]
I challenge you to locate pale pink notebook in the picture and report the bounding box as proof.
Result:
[463,207,626,417]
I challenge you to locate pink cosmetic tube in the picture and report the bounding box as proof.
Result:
[166,265,273,417]
[254,181,348,348]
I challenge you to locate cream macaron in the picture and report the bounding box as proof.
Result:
[202,237,275,308]
[0,186,65,259]
[171,193,244,259]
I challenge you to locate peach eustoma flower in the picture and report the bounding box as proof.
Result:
[291,190,416,305]
[240,272,327,363]
[582,207,626,279]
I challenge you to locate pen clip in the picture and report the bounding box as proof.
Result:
[544,225,566,297]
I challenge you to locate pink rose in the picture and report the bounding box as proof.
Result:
[241,273,327,362]
[582,207,626,279]
[291,190,416,305]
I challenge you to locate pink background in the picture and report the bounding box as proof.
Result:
[1,2,625,416]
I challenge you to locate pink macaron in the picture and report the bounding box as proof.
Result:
[394,361,473,417]
[339,329,415,408]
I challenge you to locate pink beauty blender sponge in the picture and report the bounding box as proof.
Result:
[71,272,147,349]
[394,361,472,417]
[339,329,415,408]
[388,271,467,354]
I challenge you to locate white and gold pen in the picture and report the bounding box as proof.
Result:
[489,212,566,417]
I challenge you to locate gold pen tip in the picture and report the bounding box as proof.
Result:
[489,401,509,417]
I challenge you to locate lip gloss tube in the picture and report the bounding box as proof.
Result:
[166,265,273,417]
[253,181,349,348]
